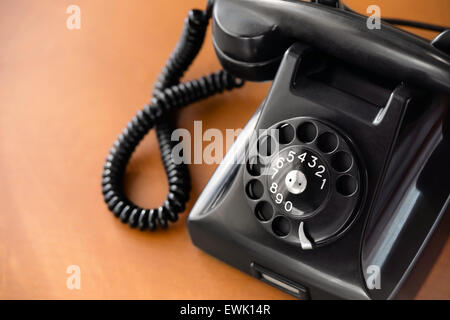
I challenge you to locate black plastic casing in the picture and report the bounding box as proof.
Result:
[187,43,450,300]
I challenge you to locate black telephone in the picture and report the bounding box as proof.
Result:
[102,0,450,299]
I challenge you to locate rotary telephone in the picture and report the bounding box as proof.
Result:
[102,0,450,299]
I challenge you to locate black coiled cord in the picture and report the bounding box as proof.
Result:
[101,7,244,231]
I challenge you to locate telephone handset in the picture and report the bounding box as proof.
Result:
[102,0,450,299]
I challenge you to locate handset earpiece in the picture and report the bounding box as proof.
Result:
[212,0,291,81]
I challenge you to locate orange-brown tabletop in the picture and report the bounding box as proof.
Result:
[0,0,449,299]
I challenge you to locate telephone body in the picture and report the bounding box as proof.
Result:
[187,0,450,299]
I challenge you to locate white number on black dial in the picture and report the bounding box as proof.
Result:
[268,147,330,216]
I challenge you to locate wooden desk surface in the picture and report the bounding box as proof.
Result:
[0,0,449,299]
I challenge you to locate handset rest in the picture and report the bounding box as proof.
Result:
[212,0,450,94]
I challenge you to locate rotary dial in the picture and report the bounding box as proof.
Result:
[244,117,362,250]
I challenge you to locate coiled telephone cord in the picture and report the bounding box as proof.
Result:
[101,7,244,231]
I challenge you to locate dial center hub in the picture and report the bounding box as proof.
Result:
[285,170,307,194]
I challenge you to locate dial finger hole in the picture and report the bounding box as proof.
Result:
[277,123,295,144]
[331,151,353,173]
[297,122,317,143]
[317,132,338,153]
[246,156,263,176]
[258,135,277,157]
[255,201,274,222]
[272,216,291,237]
[246,180,264,200]
[336,175,358,196]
